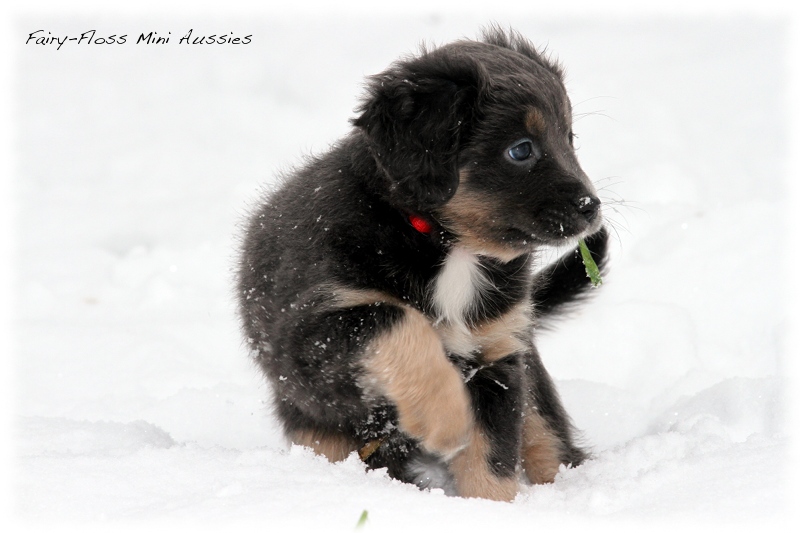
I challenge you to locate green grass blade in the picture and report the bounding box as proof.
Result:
[579,238,603,287]
[356,510,368,528]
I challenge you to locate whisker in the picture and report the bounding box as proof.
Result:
[595,183,625,196]
[601,198,646,214]
[602,209,632,236]
[606,219,625,248]
[602,200,637,230]
[572,95,618,108]
[573,111,615,123]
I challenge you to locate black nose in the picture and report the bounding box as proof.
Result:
[574,195,601,222]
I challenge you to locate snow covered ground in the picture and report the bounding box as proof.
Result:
[8,9,795,531]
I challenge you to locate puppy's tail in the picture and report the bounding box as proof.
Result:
[532,226,609,326]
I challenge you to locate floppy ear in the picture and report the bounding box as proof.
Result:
[353,51,487,211]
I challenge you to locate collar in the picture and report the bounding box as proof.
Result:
[408,214,433,234]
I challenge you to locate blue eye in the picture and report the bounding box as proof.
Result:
[508,141,532,161]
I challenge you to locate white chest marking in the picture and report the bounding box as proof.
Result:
[432,247,491,355]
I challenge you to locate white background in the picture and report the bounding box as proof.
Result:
[3,1,799,531]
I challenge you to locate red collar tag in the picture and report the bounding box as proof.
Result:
[408,214,433,234]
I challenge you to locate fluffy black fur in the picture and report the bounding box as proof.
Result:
[237,28,609,500]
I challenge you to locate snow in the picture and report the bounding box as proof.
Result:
[7,9,796,532]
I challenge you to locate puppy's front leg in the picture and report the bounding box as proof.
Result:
[361,307,473,459]
[450,355,524,502]
[522,346,588,484]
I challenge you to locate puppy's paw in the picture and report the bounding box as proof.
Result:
[521,408,566,485]
[450,429,519,502]
[457,475,519,502]
[398,368,473,459]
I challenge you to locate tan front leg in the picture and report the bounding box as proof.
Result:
[449,427,519,501]
[361,307,472,459]
[521,408,564,484]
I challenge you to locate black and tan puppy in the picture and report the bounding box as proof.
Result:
[237,28,608,501]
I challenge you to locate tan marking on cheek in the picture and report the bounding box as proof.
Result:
[473,300,533,363]
[525,107,546,135]
[440,185,493,229]
[438,187,526,263]
[291,429,359,463]
[521,409,565,484]
[463,239,527,263]
[361,307,472,458]
[450,428,519,501]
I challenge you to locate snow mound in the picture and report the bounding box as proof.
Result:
[18,417,176,457]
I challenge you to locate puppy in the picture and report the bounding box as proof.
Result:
[237,28,608,501]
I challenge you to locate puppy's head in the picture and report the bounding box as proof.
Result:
[354,28,602,260]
